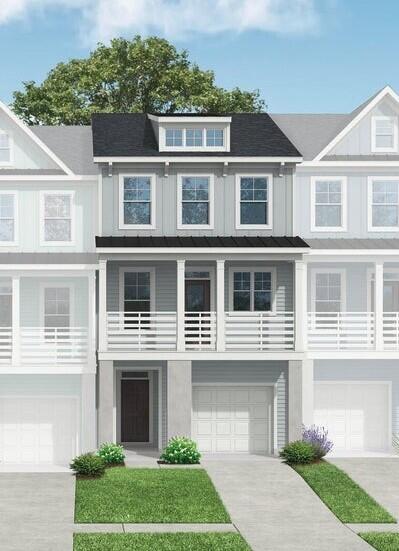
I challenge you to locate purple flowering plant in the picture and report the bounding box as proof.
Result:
[302,425,333,460]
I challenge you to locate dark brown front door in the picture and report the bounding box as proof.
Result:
[121,379,149,442]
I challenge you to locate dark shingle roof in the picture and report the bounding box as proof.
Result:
[96,236,309,248]
[91,113,302,158]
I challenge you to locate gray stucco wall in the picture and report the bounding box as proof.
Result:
[192,360,288,449]
[101,163,293,237]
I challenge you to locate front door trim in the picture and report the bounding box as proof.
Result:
[185,265,215,311]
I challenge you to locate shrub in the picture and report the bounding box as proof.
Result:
[70,453,106,477]
[160,436,201,464]
[97,442,125,465]
[280,440,315,464]
[302,425,333,460]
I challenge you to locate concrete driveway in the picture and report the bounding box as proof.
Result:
[0,473,75,551]
[331,458,399,520]
[204,456,372,551]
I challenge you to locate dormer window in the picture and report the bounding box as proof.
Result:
[0,132,11,164]
[165,128,183,147]
[186,129,203,147]
[206,128,224,147]
[371,116,398,152]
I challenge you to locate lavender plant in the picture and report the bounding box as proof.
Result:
[302,425,333,460]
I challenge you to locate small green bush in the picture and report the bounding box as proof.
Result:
[160,436,201,464]
[280,440,315,465]
[70,453,106,477]
[97,442,125,465]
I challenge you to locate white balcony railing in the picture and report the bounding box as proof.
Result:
[106,312,177,351]
[184,312,216,350]
[20,327,88,364]
[307,312,375,350]
[0,327,12,363]
[225,311,295,350]
[383,312,399,350]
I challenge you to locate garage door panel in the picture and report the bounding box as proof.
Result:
[192,386,273,454]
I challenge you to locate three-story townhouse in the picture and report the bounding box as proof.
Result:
[93,113,312,454]
[273,85,399,456]
[0,101,98,469]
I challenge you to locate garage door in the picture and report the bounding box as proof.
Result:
[192,386,273,453]
[0,396,78,465]
[314,383,390,453]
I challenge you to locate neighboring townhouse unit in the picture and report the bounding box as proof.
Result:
[0,101,98,469]
[93,113,312,454]
[273,85,399,455]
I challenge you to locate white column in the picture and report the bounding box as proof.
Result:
[81,373,97,452]
[88,272,96,369]
[176,259,185,352]
[375,260,384,350]
[11,276,20,366]
[167,360,192,438]
[294,259,308,352]
[288,359,314,442]
[98,259,107,352]
[302,359,314,427]
[216,260,225,352]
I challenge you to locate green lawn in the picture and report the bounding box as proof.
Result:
[293,461,395,524]
[360,532,399,550]
[75,467,230,523]
[74,533,250,551]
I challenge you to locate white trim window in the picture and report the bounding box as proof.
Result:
[230,268,275,312]
[119,174,156,229]
[368,177,399,231]
[165,128,183,147]
[206,128,224,147]
[41,191,74,245]
[371,116,398,153]
[160,125,228,152]
[311,177,347,231]
[43,286,71,328]
[0,192,17,245]
[177,175,214,228]
[119,268,155,313]
[312,270,345,313]
[236,175,272,229]
[0,132,11,165]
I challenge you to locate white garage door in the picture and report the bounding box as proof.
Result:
[314,383,390,453]
[0,396,79,465]
[192,386,273,453]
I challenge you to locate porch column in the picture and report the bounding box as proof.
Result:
[11,276,20,366]
[216,260,225,352]
[88,272,96,369]
[98,360,115,444]
[294,259,308,352]
[81,373,97,452]
[98,259,107,352]
[288,359,314,442]
[375,261,384,351]
[167,360,192,438]
[176,260,185,352]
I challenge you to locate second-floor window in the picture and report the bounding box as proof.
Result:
[121,269,154,313]
[178,175,213,228]
[231,269,274,312]
[311,177,347,231]
[41,191,74,245]
[0,132,11,164]
[44,287,71,328]
[119,175,155,229]
[372,116,398,152]
[0,192,17,244]
[236,175,272,229]
[368,178,399,231]
[312,271,344,313]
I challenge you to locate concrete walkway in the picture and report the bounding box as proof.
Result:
[203,457,372,551]
[0,473,75,551]
[331,458,399,521]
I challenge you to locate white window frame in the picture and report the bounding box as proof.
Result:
[177,174,214,230]
[235,174,273,230]
[371,115,398,153]
[310,176,347,232]
[368,176,399,232]
[118,267,156,312]
[0,131,13,167]
[228,267,277,313]
[159,125,229,152]
[310,268,346,312]
[118,173,156,230]
[39,282,74,328]
[0,191,18,246]
[40,190,75,246]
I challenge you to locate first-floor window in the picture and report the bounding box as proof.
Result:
[370,178,399,229]
[312,178,345,230]
[314,272,343,312]
[0,192,16,243]
[42,192,73,243]
[120,175,154,227]
[44,287,70,328]
[179,176,212,227]
[123,271,151,312]
[237,175,271,227]
[232,270,273,311]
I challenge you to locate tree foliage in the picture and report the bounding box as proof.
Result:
[12,36,265,125]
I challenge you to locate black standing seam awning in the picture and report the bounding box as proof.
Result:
[95,236,309,248]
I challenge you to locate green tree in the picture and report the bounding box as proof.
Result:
[12,36,265,125]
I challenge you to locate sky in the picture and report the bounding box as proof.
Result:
[0,0,398,113]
